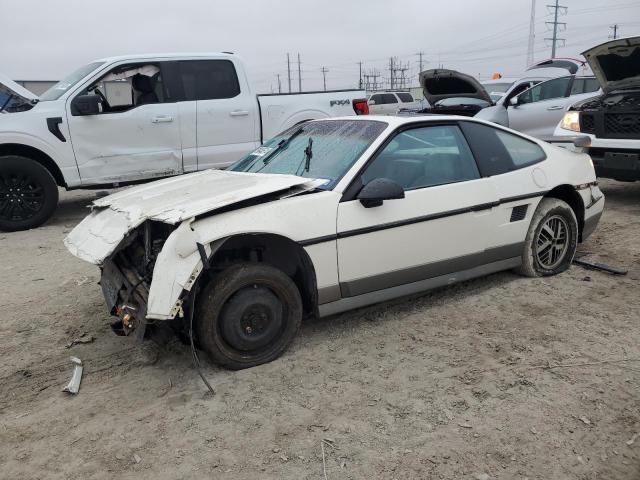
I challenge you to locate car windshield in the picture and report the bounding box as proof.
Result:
[435,97,490,107]
[229,120,387,189]
[0,84,34,113]
[481,82,513,93]
[39,62,105,101]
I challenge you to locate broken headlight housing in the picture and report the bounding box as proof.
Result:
[560,111,581,132]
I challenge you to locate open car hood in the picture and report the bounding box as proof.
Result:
[419,69,493,105]
[0,73,38,101]
[64,170,325,264]
[582,36,640,93]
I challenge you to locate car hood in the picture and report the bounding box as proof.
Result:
[582,36,640,93]
[419,69,493,105]
[64,170,325,264]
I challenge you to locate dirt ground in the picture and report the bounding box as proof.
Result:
[0,179,639,480]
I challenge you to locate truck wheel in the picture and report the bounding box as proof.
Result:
[196,263,303,370]
[0,155,59,232]
[516,198,578,278]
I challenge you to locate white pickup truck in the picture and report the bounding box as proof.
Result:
[0,53,368,231]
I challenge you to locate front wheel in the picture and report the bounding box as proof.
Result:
[195,263,303,370]
[517,198,578,278]
[0,155,59,232]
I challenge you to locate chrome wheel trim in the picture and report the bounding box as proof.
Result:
[535,214,570,270]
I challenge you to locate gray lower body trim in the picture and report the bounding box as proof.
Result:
[317,284,341,304]
[319,257,521,318]
[340,243,524,298]
[582,210,603,242]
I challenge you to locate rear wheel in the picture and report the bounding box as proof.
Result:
[0,156,58,231]
[517,197,578,277]
[195,263,303,370]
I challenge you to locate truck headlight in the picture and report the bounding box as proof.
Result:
[560,111,581,132]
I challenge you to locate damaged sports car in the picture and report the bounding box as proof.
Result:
[65,116,604,369]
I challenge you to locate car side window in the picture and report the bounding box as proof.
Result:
[369,94,384,104]
[459,121,546,176]
[361,125,480,190]
[517,76,572,104]
[382,93,398,104]
[178,60,241,100]
[80,63,168,114]
[396,92,414,103]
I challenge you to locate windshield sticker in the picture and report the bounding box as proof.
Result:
[251,146,274,157]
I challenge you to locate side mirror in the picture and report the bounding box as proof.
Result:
[368,100,376,105]
[357,178,405,208]
[509,96,520,107]
[71,94,101,116]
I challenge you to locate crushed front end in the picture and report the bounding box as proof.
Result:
[100,221,174,338]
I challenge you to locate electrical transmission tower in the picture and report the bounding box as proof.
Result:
[545,0,567,58]
[276,74,282,94]
[297,53,302,92]
[358,62,363,89]
[286,53,292,93]
[388,57,410,90]
[363,69,381,92]
[416,52,425,73]
[527,0,537,66]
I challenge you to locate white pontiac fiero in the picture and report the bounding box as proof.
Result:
[65,115,604,369]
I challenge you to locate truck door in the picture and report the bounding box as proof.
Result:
[66,61,183,185]
[177,59,259,170]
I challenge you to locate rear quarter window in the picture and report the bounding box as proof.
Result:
[396,92,414,103]
[459,121,546,176]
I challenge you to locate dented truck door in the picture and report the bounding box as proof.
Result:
[65,60,183,185]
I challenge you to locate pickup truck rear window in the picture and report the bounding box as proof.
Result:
[179,60,240,100]
[229,120,387,190]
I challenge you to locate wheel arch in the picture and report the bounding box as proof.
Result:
[544,184,585,241]
[0,143,66,187]
[204,232,319,318]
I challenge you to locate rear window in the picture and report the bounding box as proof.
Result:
[396,92,414,103]
[460,121,545,176]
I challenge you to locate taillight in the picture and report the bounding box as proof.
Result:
[352,98,369,115]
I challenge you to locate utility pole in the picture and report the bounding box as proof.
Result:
[297,53,302,93]
[609,24,619,39]
[545,0,567,58]
[389,57,395,90]
[358,61,363,89]
[321,67,328,91]
[527,0,536,66]
[286,53,292,93]
[417,52,424,73]
[276,74,282,94]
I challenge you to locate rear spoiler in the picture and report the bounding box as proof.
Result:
[540,135,591,153]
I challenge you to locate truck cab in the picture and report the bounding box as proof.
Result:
[0,53,367,231]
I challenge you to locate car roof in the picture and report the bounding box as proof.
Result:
[93,52,236,63]
[312,114,483,127]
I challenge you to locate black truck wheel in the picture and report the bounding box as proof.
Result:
[0,155,58,232]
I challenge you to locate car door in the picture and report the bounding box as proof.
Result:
[336,123,498,298]
[66,61,183,185]
[507,76,573,137]
[178,59,259,170]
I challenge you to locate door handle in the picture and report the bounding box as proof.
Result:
[546,105,564,111]
[229,110,249,117]
[151,115,174,123]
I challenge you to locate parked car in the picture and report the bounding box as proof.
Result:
[0,53,368,231]
[481,78,518,102]
[477,73,601,137]
[552,36,640,182]
[65,115,604,370]
[367,91,422,115]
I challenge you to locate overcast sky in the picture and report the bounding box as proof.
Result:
[2,0,640,93]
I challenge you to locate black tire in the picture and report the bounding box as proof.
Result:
[517,197,578,278]
[195,263,303,370]
[0,155,58,232]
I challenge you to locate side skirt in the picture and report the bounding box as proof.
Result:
[318,257,521,318]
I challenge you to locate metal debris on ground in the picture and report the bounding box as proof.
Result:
[65,333,95,349]
[573,259,628,275]
[62,357,83,394]
[626,433,639,446]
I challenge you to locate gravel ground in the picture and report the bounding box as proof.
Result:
[0,179,639,480]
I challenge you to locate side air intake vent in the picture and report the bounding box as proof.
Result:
[510,204,528,222]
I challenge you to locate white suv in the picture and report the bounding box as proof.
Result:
[367,91,421,115]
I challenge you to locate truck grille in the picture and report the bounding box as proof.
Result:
[580,114,595,134]
[604,114,640,137]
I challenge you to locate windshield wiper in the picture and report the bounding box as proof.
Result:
[262,127,304,166]
[303,137,313,172]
